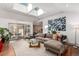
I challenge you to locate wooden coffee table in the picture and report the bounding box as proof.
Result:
[29,39,40,48]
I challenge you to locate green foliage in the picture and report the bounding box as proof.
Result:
[51,31,57,34]
[0,27,12,43]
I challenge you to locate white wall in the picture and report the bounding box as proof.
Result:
[0,8,39,34]
[0,18,33,34]
[0,8,38,22]
[40,11,79,45]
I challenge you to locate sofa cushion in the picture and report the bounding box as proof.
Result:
[42,38,51,41]
[46,34,52,38]
[35,33,44,37]
[44,40,63,50]
[36,37,42,40]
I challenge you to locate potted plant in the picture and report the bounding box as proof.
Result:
[51,30,57,40]
[52,31,57,34]
[0,27,12,50]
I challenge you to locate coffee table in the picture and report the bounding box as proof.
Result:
[29,38,40,48]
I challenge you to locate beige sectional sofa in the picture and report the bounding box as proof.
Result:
[35,33,68,55]
[44,40,67,55]
[35,33,52,42]
[35,33,67,43]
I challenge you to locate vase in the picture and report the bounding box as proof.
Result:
[52,34,57,40]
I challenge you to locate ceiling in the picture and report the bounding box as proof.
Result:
[0,3,79,20]
[33,3,79,19]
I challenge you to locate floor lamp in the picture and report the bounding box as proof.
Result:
[73,25,79,48]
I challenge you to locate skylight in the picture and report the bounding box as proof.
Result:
[38,8,44,16]
[29,7,44,16]
[13,3,32,13]
[27,4,32,12]
[13,3,44,16]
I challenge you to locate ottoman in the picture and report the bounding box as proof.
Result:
[44,40,66,56]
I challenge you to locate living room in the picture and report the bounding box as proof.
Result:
[0,3,79,56]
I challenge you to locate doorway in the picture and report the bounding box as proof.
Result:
[33,22,43,34]
[8,23,31,39]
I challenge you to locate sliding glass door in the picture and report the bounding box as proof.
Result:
[8,23,31,40]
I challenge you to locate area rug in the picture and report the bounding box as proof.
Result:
[10,39,56,56]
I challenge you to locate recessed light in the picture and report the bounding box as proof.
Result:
[66,4,69,7]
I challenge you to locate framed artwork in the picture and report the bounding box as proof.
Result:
[48,16,66,33]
